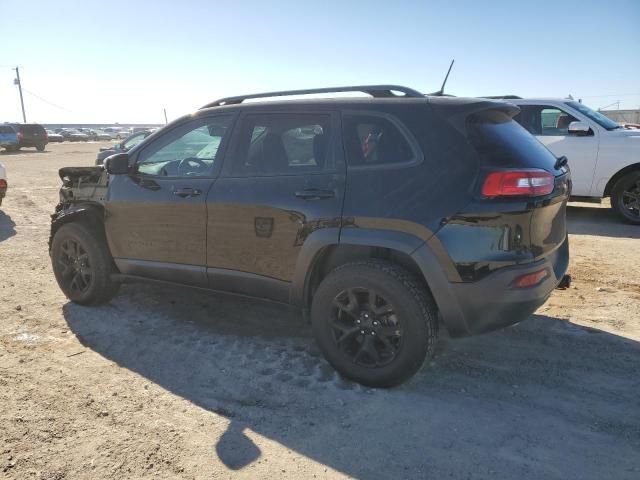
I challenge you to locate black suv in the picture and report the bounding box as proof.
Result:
[5,123,48,151]
[49,85,570,387]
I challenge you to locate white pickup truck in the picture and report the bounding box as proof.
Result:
[505,97,640,224]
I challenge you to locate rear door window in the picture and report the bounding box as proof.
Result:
[0,126,15,134]
[342,114,416,167]
[231,113,333,176]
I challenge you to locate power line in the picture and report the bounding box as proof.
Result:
[22,88,73,112]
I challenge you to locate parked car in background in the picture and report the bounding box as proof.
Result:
[77,128,99,141]
[56,129,89,142]
[0,162,6,206]
[4,123,48,151]
[46,130,65,143]
[0,125,19,151]
[102,127,129,139]
[95,130,152,165]
[94,130,113,141]
[500,97,640,224]
[52,85,570,387]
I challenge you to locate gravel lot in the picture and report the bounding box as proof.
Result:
[1,142,639,479]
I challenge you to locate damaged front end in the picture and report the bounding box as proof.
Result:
[49,166,109,251]
[57,166,108,205]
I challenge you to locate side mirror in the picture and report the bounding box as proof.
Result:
[568,121,592,136]
[105,153,130,174]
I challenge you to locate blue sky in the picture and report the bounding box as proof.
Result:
[2,0,639,123]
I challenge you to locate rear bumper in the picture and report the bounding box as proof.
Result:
[414,235,569,337]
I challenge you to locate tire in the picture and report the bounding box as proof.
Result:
[311,260,437,388]
[611,171,640,224]
[51,222,119,305]
[36,144,45,152]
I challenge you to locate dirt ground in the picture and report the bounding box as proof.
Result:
[1,142,639,480]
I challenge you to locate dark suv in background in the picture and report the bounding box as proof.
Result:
[4,123,48,151]
[95,129,152,165]
[49,85,570,387]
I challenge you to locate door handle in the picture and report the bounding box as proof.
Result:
[295,189,335,200]
[173,187,202,198]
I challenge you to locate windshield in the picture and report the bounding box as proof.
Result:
[122,132,147,149]
[566,101,620,130]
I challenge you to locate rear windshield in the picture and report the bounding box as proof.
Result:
[466,110,560,173]
[19,124,45,134]
[0,126,15,134]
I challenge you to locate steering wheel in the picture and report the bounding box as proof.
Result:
[178,157,208,176]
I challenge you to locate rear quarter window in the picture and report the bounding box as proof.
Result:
[467,110,559,172]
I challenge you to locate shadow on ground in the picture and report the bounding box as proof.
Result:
[567,205,639,238]
[63,284,640,479]
[0,210,16,242]
[0,149,49,156]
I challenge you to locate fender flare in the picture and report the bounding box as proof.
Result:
[49,203,104,251]
[290,226,468,335]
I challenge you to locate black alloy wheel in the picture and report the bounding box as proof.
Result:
[620,180,640,219]
[331,287,402,368]
[612,171,640,224]
[57,238,93,295]
[311,260,437,387]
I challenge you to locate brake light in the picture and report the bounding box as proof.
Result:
[0,179,7,189]
[482,170,554,197]
[513,268,549,288]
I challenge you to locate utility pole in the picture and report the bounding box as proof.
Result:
[13,67,27,123]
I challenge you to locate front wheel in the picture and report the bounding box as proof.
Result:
[51,223,119,305]
[311,260,437,388]
[611,171,640,224]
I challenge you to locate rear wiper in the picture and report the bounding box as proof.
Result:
[554,155,568,170]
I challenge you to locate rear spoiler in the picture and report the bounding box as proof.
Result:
[427,97,520,134]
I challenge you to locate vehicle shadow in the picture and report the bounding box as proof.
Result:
[567,204,639,238]
[0,210,17,242]
[62,284,640,479]
[0,149,48,156]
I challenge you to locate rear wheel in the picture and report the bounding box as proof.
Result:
[36,144,45,151]
[611,171,640,224]
[311,260,437,388]
[51,223,119,305]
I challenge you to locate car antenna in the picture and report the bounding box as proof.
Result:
[429,59,455,96]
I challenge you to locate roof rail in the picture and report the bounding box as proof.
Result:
[482,95,522,100]
[201,85,424,109]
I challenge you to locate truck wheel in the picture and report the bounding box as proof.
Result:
[311,260,437,388]
[611,171,640,224]
[36,144,45,152]
[51,223,119,305]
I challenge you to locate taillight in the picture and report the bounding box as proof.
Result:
[512,268,549,288]
[482,170,554,198]
[17,132,23,141]
[0,179,7,189]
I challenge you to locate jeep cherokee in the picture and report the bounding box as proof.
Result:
[49,85,570,387]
